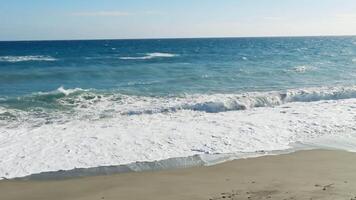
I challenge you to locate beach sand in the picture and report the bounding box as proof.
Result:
[1,150,356,200]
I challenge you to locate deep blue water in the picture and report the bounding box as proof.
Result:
[1,36,356,98]
[0,36,356,127]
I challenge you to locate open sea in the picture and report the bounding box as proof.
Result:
[1,36,356,179]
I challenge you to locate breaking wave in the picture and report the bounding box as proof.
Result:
[121,85,356,114]
[3,85,356,179]
[3,85,356,120]
[119,52,178,60]
[0,55,57,63]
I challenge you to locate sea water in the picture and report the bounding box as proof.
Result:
[1,36,356,179]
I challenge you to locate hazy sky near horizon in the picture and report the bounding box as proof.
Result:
[1,0,356,41]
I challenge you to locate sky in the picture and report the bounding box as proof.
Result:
[1,0,356,41]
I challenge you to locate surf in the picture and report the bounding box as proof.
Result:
[0,55,57,63]
[119,52,178,60]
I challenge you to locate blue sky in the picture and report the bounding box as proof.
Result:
[1,0,356,41]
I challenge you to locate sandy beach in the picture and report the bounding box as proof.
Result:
[1,150,356,200]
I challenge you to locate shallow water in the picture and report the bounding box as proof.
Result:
[1,36,356,179]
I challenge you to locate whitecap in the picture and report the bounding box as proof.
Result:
[119,85,356,114]
[56,86,85,96]
[0,55,57,63]
[21,85,356,116]
[119,52,178,60]
[10,85,356,117]
[34,86,86,98]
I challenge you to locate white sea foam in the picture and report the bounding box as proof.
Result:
[352,58,356,63]
[119,52,178,60]
[56,86,85,96]
[34,86,86,98]
[10,85,356,118]
[1,98,356,179]
[2,85,356,179]
[0,55,57,63]
[114,85,356,114]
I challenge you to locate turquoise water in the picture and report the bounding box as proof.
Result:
[1,36,356,96]
[3,37,356,179]
[1,36,356,114]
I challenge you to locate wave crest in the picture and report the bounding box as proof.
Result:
[119,52,178,60]
[0,55,57,63]
[3,85,356,132]
[55,86,85,96]
[3,86,356,121]
[122,86,356,114]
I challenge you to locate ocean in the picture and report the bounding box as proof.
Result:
[1,36,356,179]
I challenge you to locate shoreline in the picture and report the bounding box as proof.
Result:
[3,96,356,179]
[4,135,355,181]
[11,148,301,181]
[2,150,356,200]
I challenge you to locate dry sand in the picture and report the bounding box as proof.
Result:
[1,150,356,200]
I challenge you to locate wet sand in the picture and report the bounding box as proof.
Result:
[1,150,356,200]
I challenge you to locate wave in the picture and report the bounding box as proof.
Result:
[119,52,178,60]
[52,86,85,96]
[0,55,57,63]
[3,85,356,117]
[3,85,356,179]
[119,86,356,114]
[2,86,356,179]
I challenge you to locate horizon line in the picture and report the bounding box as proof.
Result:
[1,34,356,42]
